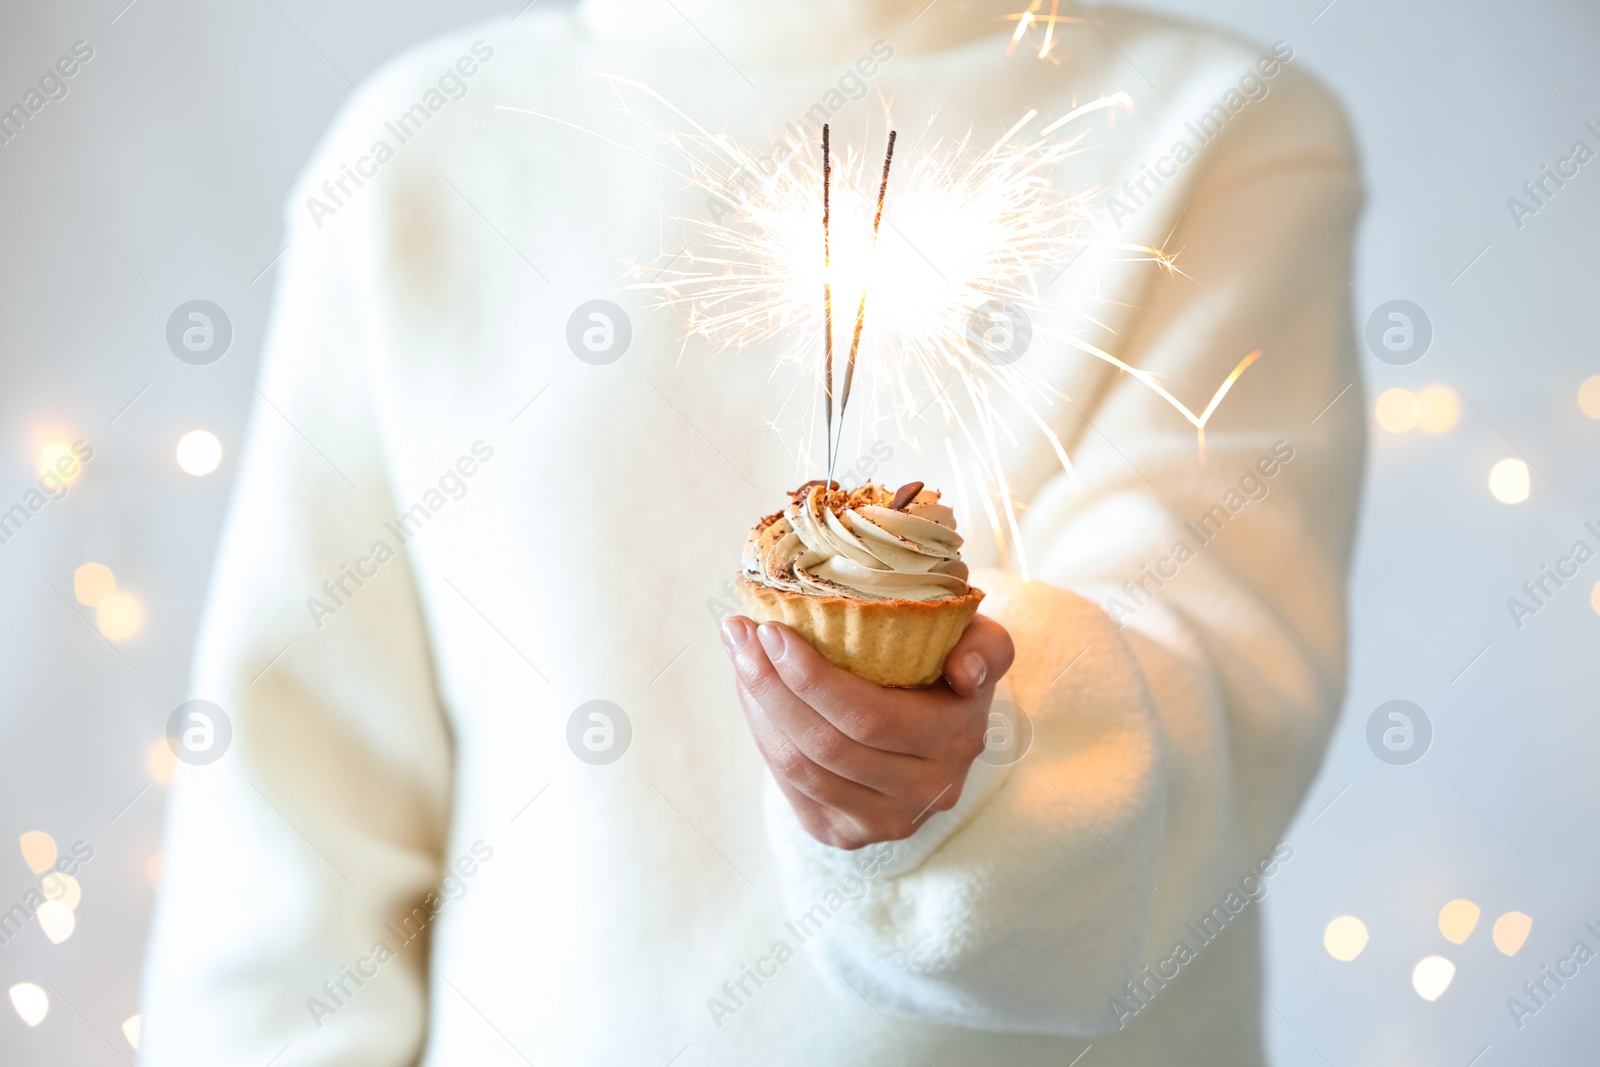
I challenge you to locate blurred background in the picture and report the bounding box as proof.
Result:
[1,0,1596,1063]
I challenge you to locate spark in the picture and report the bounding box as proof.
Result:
[498,83,1262,572]
[1005,0,1081,62]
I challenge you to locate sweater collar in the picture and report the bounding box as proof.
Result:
[580,0,1030,64]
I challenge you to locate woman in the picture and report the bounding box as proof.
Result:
[141,1,1363,1062]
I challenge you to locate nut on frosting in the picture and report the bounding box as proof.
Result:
[741,481,970,602]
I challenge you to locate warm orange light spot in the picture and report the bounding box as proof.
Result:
[97,592,144,640]
[1375,388,1420,432]
[74,562,116,607]
[1438,899,1480,944]
[1416,385,1459,433]
[1579,375,1600,419]
[1323,915,1369,961]
[35,441,82,485]
[19,832,56,874]
[147,740,177,785]
[39,872,80,911]
[1493,911,1533,956]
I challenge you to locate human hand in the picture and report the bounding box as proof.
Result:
[719,614,1015,849]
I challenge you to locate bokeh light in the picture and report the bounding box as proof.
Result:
[1493,911,1533,956]
[1411,956,1456,1001]
[1591,580,1600,617]
[19,831,56,874]
[35,440,82,485]
[1579,375,1600,419]
[36,901,75,944]
[73,562,117,607]
[175,430,223,476]
[0,14,1586,1066]
[148,739,178,785]
[8,983,49,1027]
[1438,898,1480,944]
[1375,388,1420,433]
[1488,458,1530,504]
[40,871,81,910]
[1415,385,1459,433]
[97,592,144,641]
[1323,915,1369,961]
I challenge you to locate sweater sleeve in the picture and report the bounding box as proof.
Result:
[760,63,1366,1035]
[138,100,454,1065]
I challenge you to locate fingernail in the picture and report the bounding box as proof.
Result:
[720,617,752,657]
[962,651,988,689]
[757,623,786,663]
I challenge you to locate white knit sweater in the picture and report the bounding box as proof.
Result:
[140,3,1364,1063]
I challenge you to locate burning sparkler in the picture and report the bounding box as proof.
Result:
[823,125,898,485]
[497,82,1261,573]
[1004,0,1082,62]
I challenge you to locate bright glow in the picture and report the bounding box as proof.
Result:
[1579,375,1600,419]
[19,831,56,874]
[1591,580,1600,617]
[1374,388,1420,432]
[97,592,144,640]
[35,440,82,485]
[1438,899,1480,944]
[148,739,177,784]
[1416,384,1459,433]
[73,562,116,607]
[1488,458,1531,504]
[1004,1,1082,60]
[175,430,223,476]
[1493,911,1533,956]
[122,1014,143,1051]
[40,872,81,911]
[519,87,1258,570]
[36,901,75,944]
[145,852,162,886]
[1412,956,1456,1001]
[8,983,48,1027]
[1323,915,1369,961]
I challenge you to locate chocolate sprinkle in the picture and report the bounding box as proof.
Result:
[890,481,924,510]
[792,478,840,497]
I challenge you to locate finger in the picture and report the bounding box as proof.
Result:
[723,618,925,791]
[736,684,923,844]
[734,682,886,809]
[764,771,890,851]
[942,614,1015,699]
[731,652,972,846]
[765,771,851,846]
[754,621,957,756]
[752,722,936,850]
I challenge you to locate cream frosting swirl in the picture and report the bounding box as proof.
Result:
[742,482,970,601]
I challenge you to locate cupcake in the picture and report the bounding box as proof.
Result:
[736,480,984,687]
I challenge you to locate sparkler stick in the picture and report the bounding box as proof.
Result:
[828,129,897,484]
[822,124,835,481]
